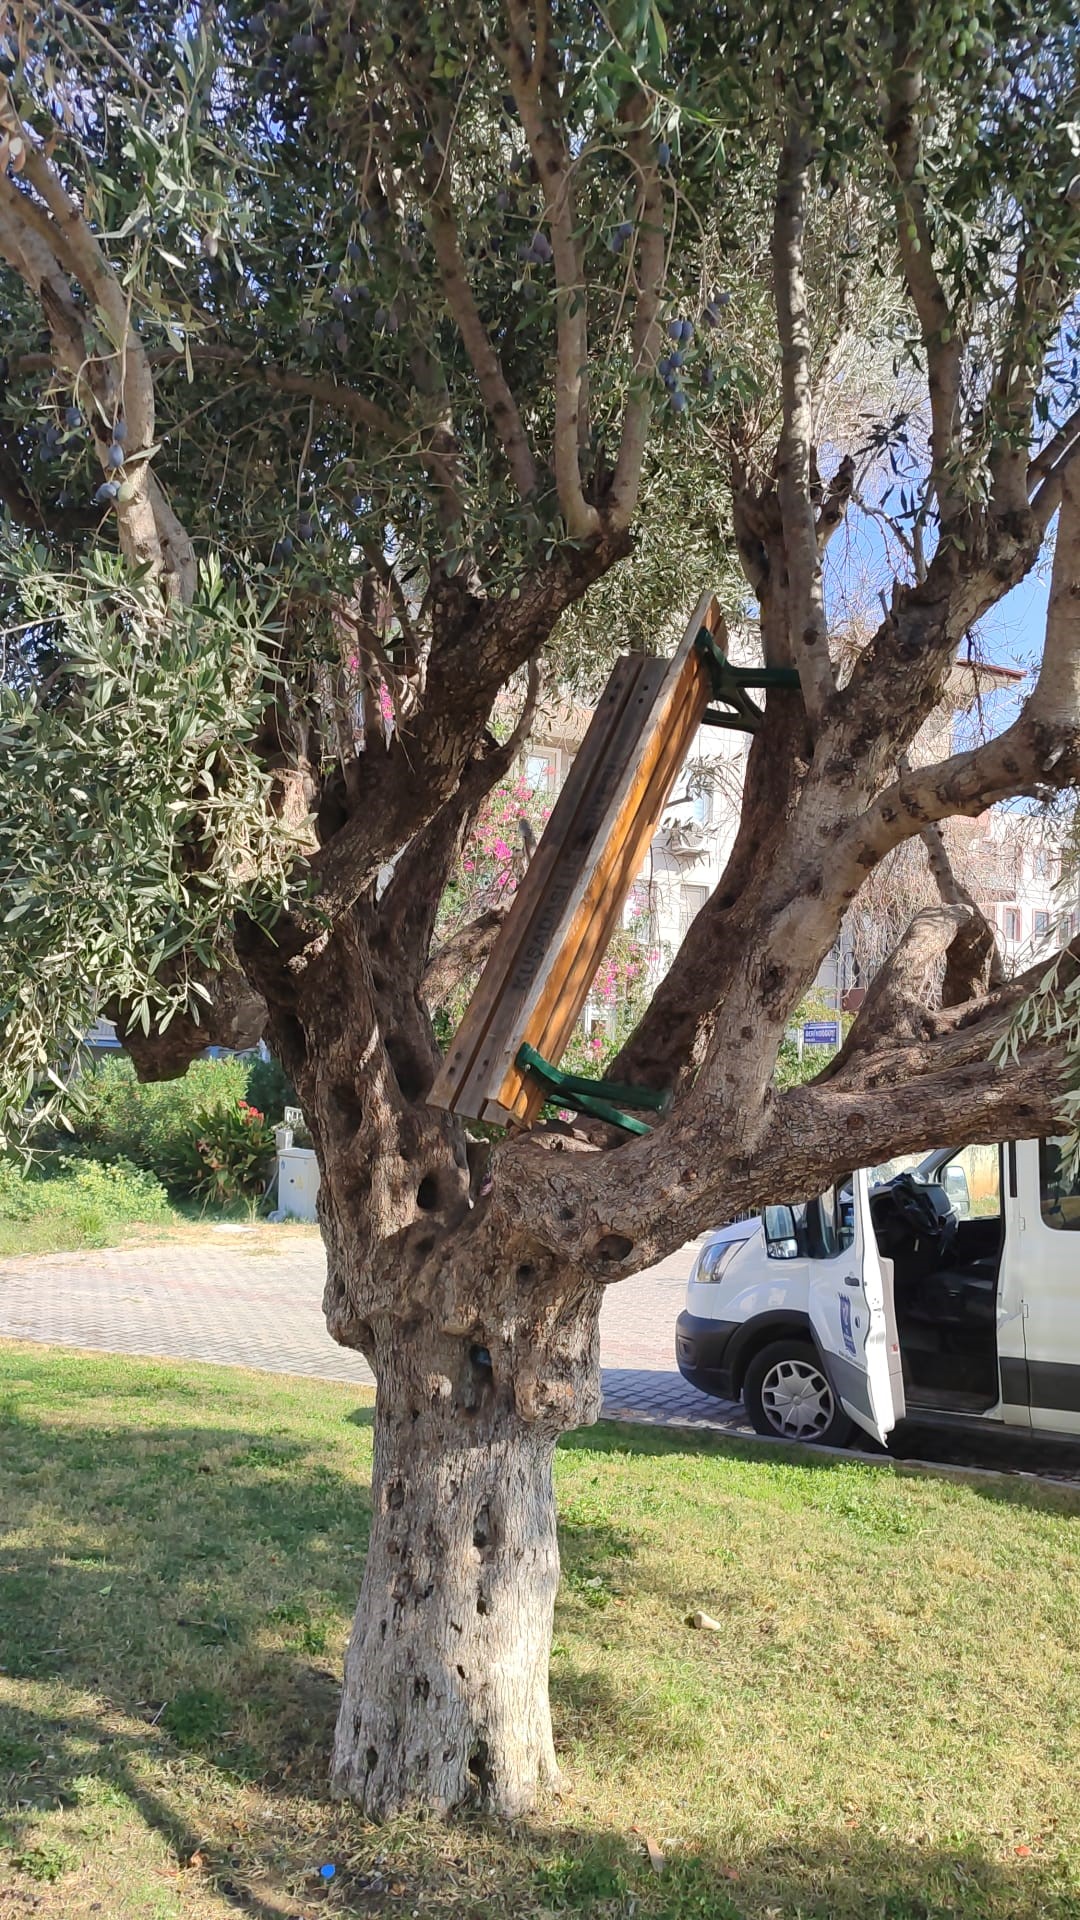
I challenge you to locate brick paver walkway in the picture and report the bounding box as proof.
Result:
[0,1231,752,1436]
[8,1233,1080,1478]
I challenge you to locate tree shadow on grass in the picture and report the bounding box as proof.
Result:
[3,1390,1079,1916]
[519,1822,1080,1920]
[0,1399,375,1906]
[0,1695,326,1919]
[5,1685,1077,1920]
[0,1398,646,1913]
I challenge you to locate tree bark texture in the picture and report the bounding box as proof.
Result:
[330,1313,597,1817]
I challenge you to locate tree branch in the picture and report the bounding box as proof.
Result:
[498,2,600,540]
[824,904,967,1081]
[185,345,464,504]
[771,116,836,726]
[423,907,506,1010]
[840,451,1080,874]
[883,44,964,527]
[815,453,854,550]
[305,559,567,933]
[1029,401,1080,534]
[420,145,538,501]
[381,657,541,983]
[0,95,195,601]
[898,753,1005,1000]
[608,99,668,533]
[1029,401,1080,490]
[489,1015,1069,1283]
[987,242,1060,519]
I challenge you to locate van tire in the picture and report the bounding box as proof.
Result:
[742,1339,854,1448]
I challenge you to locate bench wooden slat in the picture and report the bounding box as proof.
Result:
[482,643,712,1123]
[428,589,722,1128]
[429,657,646,1113]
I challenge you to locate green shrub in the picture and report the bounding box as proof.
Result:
[244,1053,297,1124]
[192,1098,276,1206]
[245,1053,311,1145]
[0,1156,172,1254]
[71,1055,248,1191]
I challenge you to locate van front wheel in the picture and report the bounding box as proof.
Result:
[742,1340,853,1448]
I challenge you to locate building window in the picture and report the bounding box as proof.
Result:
[680,884,708,934]
[691,785,712,825]
[1034,910,1051,937]
[524,750,557,792]
[1003,907,1022,942]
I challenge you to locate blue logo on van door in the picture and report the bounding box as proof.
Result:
[839,1293,857,1356]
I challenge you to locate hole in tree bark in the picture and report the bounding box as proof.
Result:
[473,1503,492,1549]
[384,1479,405,1511]
[416,1174,440,1210]
[330,1079,364,1133]
[476,1594,489,1614]
[456,1665,466,1680]
[413,1676,430,1700]
[365,1746,378,1772]
[468,1741,493,1794]
[385,1032,430,1102]
[594,1232,634,1262]
[274,1012,307,1074]
[516,1262,536,1282]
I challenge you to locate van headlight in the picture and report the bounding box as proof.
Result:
[694,1238,749,1284]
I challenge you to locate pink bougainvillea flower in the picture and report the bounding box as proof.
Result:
[493,839,512,862]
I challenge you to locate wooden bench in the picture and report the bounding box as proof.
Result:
[428,591,722,1129]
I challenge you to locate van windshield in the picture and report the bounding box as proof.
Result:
[868,1153,927,1190]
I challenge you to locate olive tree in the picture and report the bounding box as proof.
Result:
[2,0,1080,1819]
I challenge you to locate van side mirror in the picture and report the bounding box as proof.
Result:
[763,1204,800,1260]
[941,1165,971,1217]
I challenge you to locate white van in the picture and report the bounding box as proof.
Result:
[675,1138,1080,1450]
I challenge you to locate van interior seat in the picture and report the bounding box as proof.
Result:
[868,1171,1003,1408]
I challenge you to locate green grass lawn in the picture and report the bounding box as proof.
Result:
[2,1345,1080,1920]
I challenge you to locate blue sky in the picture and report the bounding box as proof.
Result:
[822,499,1053,733]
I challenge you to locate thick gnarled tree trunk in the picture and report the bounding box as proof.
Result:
[330,1313,597,1817]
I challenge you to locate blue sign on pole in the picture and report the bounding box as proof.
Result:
[803,1021,840,1048]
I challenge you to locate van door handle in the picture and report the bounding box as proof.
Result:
[843,1275,861,1287]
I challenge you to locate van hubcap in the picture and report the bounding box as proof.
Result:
[759,1358,835,1439]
